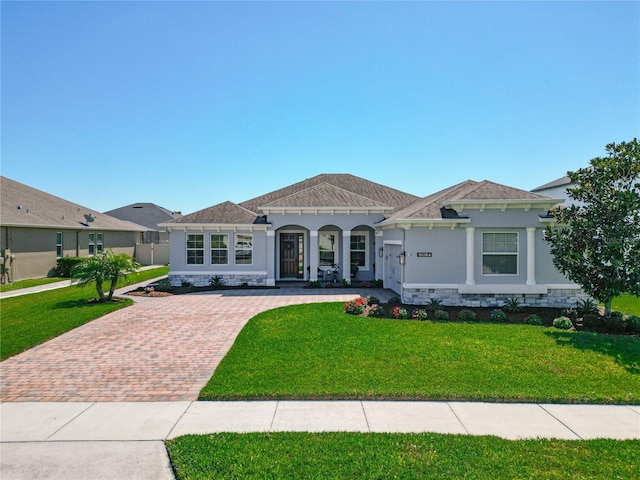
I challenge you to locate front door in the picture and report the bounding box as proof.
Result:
[385,244,402,294]
[280,233,304,279]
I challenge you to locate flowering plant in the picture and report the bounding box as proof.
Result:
[392,305,409,319]
[553,316,573,330]
[344,296,369,315]
[364,304,384,318]
[144,286,154,294]
[412,309,429,320]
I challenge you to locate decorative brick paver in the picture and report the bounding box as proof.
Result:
[0,287,393,402]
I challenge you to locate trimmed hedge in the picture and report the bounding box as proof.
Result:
[55,257,84,277]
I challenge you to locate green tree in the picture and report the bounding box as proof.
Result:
[544,138,640,315]
[71,250,140,301]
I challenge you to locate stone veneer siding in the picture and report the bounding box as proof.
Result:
[403,287,591,309]
[169,273,267,287]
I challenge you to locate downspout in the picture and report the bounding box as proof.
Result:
[401,227,406,304]
[76,230,80,257]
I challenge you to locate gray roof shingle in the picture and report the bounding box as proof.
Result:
[104,203,182,231]
[1,176,147,232]
[261,183,391,209]
[166,201,261,225]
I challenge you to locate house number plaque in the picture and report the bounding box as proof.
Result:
[417,252,432,257]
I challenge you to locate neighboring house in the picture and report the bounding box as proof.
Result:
[164,174,587,308]
[104,203,182,244]
[531,174,581,206]
[0,176,147,282]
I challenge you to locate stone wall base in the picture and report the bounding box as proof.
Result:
[403,287,591,309]
[169,273,267,287]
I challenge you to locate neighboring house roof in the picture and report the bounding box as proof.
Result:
[381,180,560,227]
[260,183,391,210]
[165,201,262,226]
[240,174,419,214]
[0,176,147,232]
[104,203,182,231]
[531,175,571,192]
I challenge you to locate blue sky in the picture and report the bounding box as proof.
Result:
[2,1,639,214]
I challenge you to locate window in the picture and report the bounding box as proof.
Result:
[350,232,369,269]
[235,234,253,265]
[88,233,104,256]
[187,234,204,265]
[211,234,229,265]
[319,232,337,266]
[96,233,104,253]
[56,232,63,258]
[482,232,518,275]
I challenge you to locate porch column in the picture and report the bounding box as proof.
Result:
[309,231,319,281]
[466,227,475,285]
[266,230,276,286]
[375,230,383,280]
[342,230,351,282]
[526,227,536,285]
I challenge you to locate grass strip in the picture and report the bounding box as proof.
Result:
[200,303,640,403]
[0,277,70,292]
[166,432,639,480]
[612,294,640,316]
[0,266,169,360]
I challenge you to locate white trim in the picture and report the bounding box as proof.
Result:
[383,240,403,246]
[277,230,307,281]
[165,224,270,232]
[465,227,475,285]
[260,207,390,215]
[234,233,254,266]
[170,271,268,276]
[210,233,229,266]
[350,230,370,272]
[403,283,459,290]
[186,233,206,266]
[458,284,548,295]
[318,231,339,269]
[526,227,536,285]
[481,231,519,277]
[442,199,561,212]
[378,219,470,230]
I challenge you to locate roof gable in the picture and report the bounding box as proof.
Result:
[166,201,260,225]
[454,180,553,201]
[386,180,479,220]
[0,176,147,232]
[240,174,418,213]
[104,203,182,231]
[260,183,390,210]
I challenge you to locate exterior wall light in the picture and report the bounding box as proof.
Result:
[399,252,406,265]
[378,247,384,257]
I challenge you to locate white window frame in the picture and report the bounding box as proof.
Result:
[318,231,339,269]
[210,234,229,265]
[56,232,63,258]
[235,233,253,265]
[481,231,519,276]
[350,231,370,271]
[186,233,205,265]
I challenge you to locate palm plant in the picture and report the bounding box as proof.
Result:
[71,250,139,301]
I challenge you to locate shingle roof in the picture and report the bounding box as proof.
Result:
[0,176,147,232]
[240,174,418,214]
[166,201,260,225]
[531,175,571,192]
[385,180,556,222]
[261,183,390,209]
[104,203,182,231]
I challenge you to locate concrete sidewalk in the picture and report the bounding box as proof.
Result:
[0,265,166,299]
[1,401,639,479]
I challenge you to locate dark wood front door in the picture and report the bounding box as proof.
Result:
[280,233,304,279]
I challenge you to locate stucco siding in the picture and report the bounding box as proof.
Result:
[403,228,466,284]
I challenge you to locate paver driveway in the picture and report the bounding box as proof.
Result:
[0,287,394,402]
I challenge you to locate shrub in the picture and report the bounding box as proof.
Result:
[340,279,351,287]
[576,298,599,316]
[411,309,429,321]
[344,297,369,315]
[388,296,402,306]
[625,315,640,333]
[553,316,573,330]
[457,309,477,321]
[367,296,381,305]
[503,297,522,313]
[524,314,543,326]
[153,278,173,293]
[561,308,578,322]
[55,257,83,277]
[209,276,225,288]
[432,309,449,321]
[361,280,373,288]
[373,279,384,287]
[425,298,443,312]
[392,306,409,319]
[308,280,321,288]
[364,304,384,318]
[489,309,507,323]
[181,281,193,288]
[582,313,604,330]
[604,311,627,332]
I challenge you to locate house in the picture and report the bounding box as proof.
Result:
[0,176,147,282]
[104,203,181,244]
[164,174,588,308]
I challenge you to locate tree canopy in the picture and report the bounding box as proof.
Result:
[544,138,640,314]
[71,250,139,301]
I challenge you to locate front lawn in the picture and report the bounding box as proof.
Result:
[612,294,640,316]
[0,266,169,360]
[200,303,640,403]
[166,432,639,480]
[0,277,69,292]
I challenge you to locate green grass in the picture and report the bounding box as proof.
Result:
[0,277,69,292]
[0,266,169,360]
[200,303,640,403]
[166,432,639,480]
[612,294,640,316]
